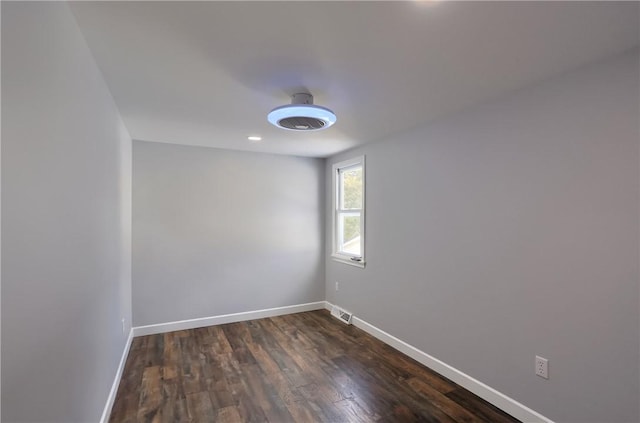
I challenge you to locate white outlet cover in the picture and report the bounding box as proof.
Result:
[535,355,548,379]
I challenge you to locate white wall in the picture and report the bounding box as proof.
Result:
[2,3,132,422]
[326,50,640,423]
[133,141,324,326]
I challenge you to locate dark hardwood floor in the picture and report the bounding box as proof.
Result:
[109,310,520,422]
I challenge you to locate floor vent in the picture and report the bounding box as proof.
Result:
[331,306,353,325]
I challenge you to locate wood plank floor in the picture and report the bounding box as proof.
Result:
[109,310,520,422]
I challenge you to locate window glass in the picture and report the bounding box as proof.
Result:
[332,156,365,266]
[340,214,361,255]
[341,167,362,209]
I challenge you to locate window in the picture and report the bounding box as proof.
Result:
[332,156,365,267]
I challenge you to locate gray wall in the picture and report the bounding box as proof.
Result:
[2,3,132,422]
[326,50,639,423]
[133,141,324,326]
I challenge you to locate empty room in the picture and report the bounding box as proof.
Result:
[2,1,639,422]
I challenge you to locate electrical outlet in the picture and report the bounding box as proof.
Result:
[121,318,126,334]
[335,281,339,291]
[535,356,548,379]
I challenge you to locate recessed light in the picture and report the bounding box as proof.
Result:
[248,136,262,142]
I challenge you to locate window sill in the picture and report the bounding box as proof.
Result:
[331,255,366,269]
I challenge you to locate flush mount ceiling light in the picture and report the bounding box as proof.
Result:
[268,93,336,131]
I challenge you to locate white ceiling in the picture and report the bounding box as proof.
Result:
[70,1,639,158]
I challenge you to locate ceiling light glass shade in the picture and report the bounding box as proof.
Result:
[267,104,337,131]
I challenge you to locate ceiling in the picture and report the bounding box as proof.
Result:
[70,1,639,158]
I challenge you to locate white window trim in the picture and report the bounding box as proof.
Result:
[331,155,365,268]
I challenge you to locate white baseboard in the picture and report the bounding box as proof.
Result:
[132,301,326,337]
[100,329,134,423]
[325,301,553,423]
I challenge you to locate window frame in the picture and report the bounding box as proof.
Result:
[331,155,365,268]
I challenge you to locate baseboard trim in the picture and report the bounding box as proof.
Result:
[132,301,326,337]
[325,302,553,423]
[100,329,134,423]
